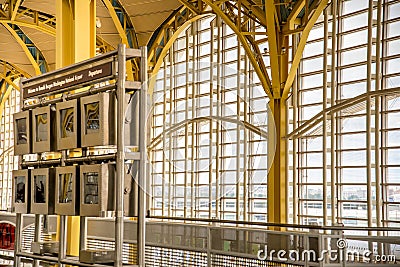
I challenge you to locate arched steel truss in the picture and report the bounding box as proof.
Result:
[148,0,330,100]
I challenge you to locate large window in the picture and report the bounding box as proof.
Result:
[149,16,273,222]
[0,85,20,210]
[291,0,400,229]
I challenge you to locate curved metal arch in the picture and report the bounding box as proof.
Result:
[0,73,20,91]
[101,0,139,80]
[287,87,400,139]
[147,2,273,99]
[1,22,47,75]
[0,80,17,119]
[149,116,270,150]
[0,59,31,78]
[0,5,56,36]
[148,13,208,96]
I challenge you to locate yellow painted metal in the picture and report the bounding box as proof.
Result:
[56,0,74,68]
[265,0,280,98]
[178,0,201,15]
[74,0,96,62]
[0,19,55,35]
[148,14,207,96]
[284,0,305,31]
[282,0,328,99]
[203,0,273,99]
[240,0,267,27]
[56,0,96,256]
[0,83,12,119]
[1,22,41,75]
[0,73,20,90]
[101,0,134,80]
[268,98,287,224]
[10,0,22,21]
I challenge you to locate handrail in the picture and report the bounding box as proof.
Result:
[147,215,400,232]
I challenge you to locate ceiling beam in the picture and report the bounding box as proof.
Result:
[10,0,22,21]
[101,0,137,80]
[0,72,20,90]
[178,0,201,15]
[282,0,328,99]
[284,0,305,31]
[203,0,273,99]
[1,22,43,75]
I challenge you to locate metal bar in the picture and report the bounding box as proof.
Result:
[137,46,147,267]
[22,83,116,110]
[13,213,22,267]
[64,154,116,163]
[265,0,280,98]
[375,0,383,236]
[146,215,400,231]
[322,7,329,228]
[59,215,67,267]
[282,0,329,100]
[21,158,62,168]
[115,43,126,267]
[33,214,41,267]
[366,0,374,230]
[331,0,338,225]
[21,154,116,168]
[292,33,299,225]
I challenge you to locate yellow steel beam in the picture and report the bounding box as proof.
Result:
[240,0,267,27]
[284,0,305,31]
[0,73,20,90]
[74,0,96,62]
[10,0,22,21]
[56,0,74,67]
[0,19,56,35]
[56,0,96,256]
[1,22,41,75]
[101,0,134,80]
[178,0,201,14]
[203,0,273,99]
[149,14,207,95]
[0,83,12,119]
[282,0,328,99]
[265,0,280,98]
[0,59,31,78]
[267,98,287,224]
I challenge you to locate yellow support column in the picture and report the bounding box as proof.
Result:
[56,0,96,256]
[267,33,289,226]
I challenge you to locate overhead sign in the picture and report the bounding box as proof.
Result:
[23,62,113,99]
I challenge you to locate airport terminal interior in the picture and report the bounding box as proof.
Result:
[0,0,399,266]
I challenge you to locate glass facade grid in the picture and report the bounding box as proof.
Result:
[149,16,271,222]
[0,87,20,210]
[291,0,400,230]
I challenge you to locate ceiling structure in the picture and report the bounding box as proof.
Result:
[0,0,327,98]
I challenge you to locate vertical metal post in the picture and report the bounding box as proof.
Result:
[292,33,298,225]
[366,0,374,233]
[33,214,42,267]
[59,215,67,267]
[375,0,383,253]
[116,43,126,267]
[322,7,329,228]
[138,46,148,267]
[13,213,22,267]
[330,0,338,224]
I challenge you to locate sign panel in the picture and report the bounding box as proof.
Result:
[23,62,113,99]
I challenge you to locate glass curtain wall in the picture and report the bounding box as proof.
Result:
[291,0,400,230]
[149,16,273,222]
[0,87,20,210]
